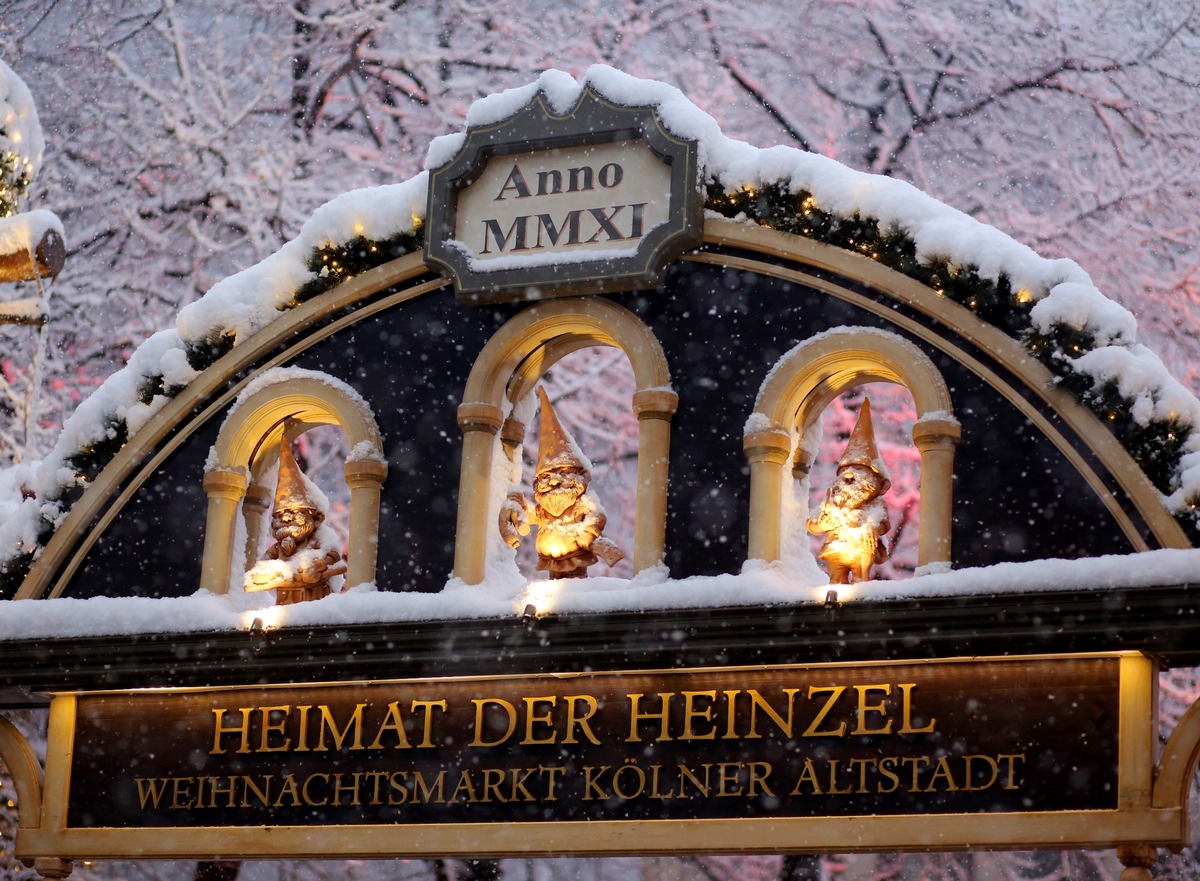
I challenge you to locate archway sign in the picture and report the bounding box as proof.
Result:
[3,68,1200,881]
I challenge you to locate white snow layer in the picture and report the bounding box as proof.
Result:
[0,549,1197,641]
[0,210,63,256]
[4,65,1200,615]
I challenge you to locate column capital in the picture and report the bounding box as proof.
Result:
[457,402,503,433]
[744,428,792,466]
[202,467,248,500]
[632,388,679,420]
[345,457,388,488]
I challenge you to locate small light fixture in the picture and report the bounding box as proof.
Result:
[824,589,841,622]
[520,603,538,635]
[249,617,269,653]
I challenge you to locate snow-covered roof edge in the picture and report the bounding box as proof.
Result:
[3,65,1198,597]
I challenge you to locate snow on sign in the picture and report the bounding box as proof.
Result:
[18,654,1176,860]
[424,86,702,303]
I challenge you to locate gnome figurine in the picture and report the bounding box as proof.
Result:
[807,399,892,584]
[499,387,625,579]
[245,437,347,604]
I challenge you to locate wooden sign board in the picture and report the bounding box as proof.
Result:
[424,87,702,303]
[19,653,1181,861]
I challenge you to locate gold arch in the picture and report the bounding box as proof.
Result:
[746,329,959,567]
[454,297,675,583]
[0,714,42,830]
[199,374,387,594]
[699,217,1189,552]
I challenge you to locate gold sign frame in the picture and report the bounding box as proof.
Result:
[14,652,1189,861]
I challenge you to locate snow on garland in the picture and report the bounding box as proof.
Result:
[0,59,44,218]
[2,65,1199,598]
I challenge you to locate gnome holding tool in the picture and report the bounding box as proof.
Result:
[500,387,626,579]
[245,437,347,604]
[807,398,892,584]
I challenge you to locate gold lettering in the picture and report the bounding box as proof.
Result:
[679,690,717,740]
[471,698,519,747]
[803,686,848,737]
[522,696,557,745]
[388,771,410,805]
[925,756,960,791]
[849,757,878,793]
[901,756,928,791]
[717,762,743,797]
[170,777,195,809]
[898,684,936,734]
[747,762,775,798]
[722,690,741,739]
[368,701,413,750]
[790,759,822,795]
[411,699,448,748]
[562,695,601,745]
[963,754,999,791]
[826,759,854,794]
[481,768,508,802]
[877,757,900,793]
[316,703,366,751]
[295,705,313,752]
[999,753,1025,789]
[627,692,674,742]
[450,769,480,803]
[747,688,800,738]
[648,764,677,799]
[135,777,169,809]
[677,763,711,798]
[852,685,893,735]
[332,772,362,805]
[540,766,565,801]
[612,763,647,800]
[208,775,237,808]
[274,774,302,807]
[510,767,537,801]
[364,770,389,805]
[302,773,330,806]
[241,775,272,808]
[210,708,252,755]
[258,705,292,753]
[412,770,447,803]
[583,765,611,800]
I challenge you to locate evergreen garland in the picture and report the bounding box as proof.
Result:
[707,180,1199,541]
[4,181,1199,600]
[0,230,423,598]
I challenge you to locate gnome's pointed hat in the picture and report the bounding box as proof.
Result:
[536,386,592,476]
[836,398,891,493]
[274,436,319,512]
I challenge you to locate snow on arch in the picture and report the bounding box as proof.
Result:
[4,65,1200,598]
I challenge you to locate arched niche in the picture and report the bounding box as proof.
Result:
[454,297,675,584]
[745,328,960,569]
[200,372,387,594]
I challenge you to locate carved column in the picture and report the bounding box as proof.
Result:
[631,388,679,573]
[344,457,389,589]
[454,402,504,584]
[1117,845,1157,881]
[743,427,794,563]
[241,482,271,572]
[199,468,249,594]
[499,416,526,461]
[911,417,961,570]
[33,858,73,879]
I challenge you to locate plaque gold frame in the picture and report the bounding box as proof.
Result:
[9,652,1197,862]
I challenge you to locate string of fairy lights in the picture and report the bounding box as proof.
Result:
[1,182,1195,597]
